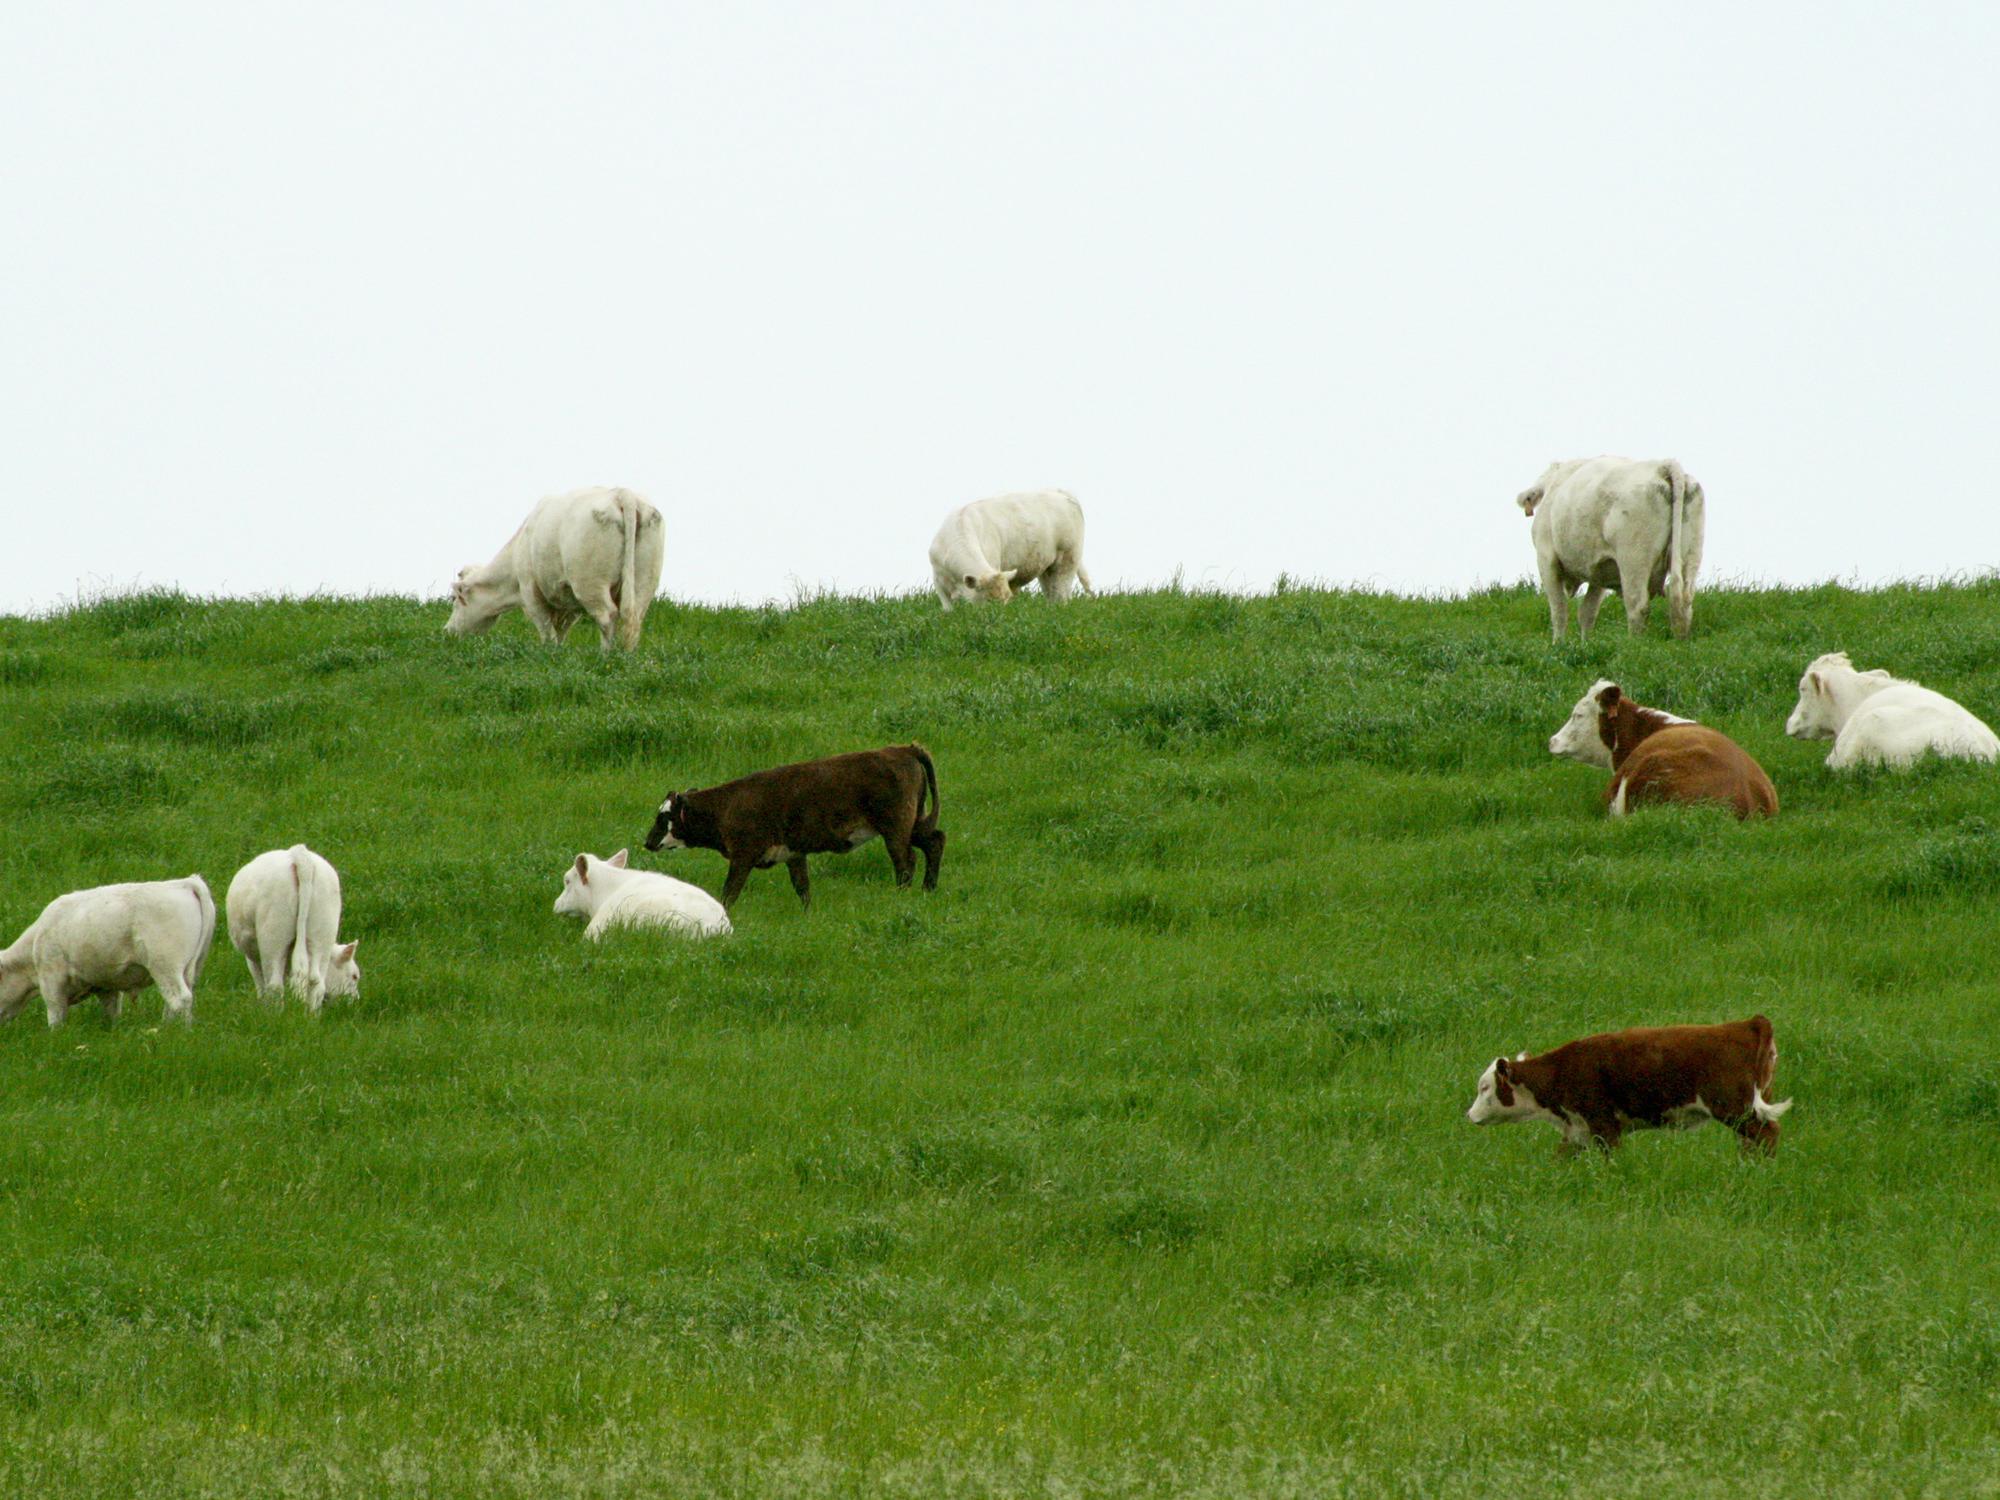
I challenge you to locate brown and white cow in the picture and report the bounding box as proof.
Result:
[1548,678,1777,820]
[644,744,943,910]
[1466,1016,1792,1155]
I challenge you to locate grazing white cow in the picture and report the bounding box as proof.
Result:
[0,876,215,1027]
[1785,652,1998,770]
[928,489,1093,610]
[1516,457,1706,640]
[447,486,665,650]
[225,845,360,1013]
[553,850,732,939]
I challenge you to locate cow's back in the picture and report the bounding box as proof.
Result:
[519,487,644,595]
[35,878,210,985]
[1538,458,1673,572]
[952,491,1078,572]
[1549,1017,1772,1123]
[1614,725,1777,819]
[1839,683,2000,767]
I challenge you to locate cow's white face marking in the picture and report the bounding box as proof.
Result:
[1786,670,1836,740]
[1466,1059,1551,1125]
[554,858,594,918]
[1549,681,1616,768]
[652,797,687,850]
[326,941,360,999]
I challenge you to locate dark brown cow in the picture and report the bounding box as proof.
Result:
[1467,1015,1791,1155]
[643,744,943,910]
[1549,678,1777,820]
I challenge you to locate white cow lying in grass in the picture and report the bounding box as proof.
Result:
[0,876,216,1027]
[929,489,1093,610]
[554,850,732,939]
[226,845,360,1013]
[1786,652,1998,769]
[447,486,665,650]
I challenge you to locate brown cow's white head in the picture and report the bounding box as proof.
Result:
[1549,679,1619,768]
[1466,1055,1543,1124]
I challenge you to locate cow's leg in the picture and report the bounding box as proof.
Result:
[1585,1117,1623,1151]
[1617,555,1654,634]
[1537,555,1571,641]
[519,588,563,643]
[42,973,74,1029]
[1734,1116,1780,1156]
[577,585,620,652]
[153,965,195,1024]
[252,906,292,1000]
[1576,584,1608,635]
[786,856,812,911]
[1042,560,1078,602]
[883,824,917,888]
[720,853,759,910]
[99,992,124,1021]
[917,828,945,891]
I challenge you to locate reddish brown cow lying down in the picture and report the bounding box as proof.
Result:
[1467,1016,1792,1155]
[1548,679,1777,819]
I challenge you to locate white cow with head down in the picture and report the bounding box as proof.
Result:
[1785,652,1998,770]
[226,845,360,1013]
[447,486,665,650]
[929,489,1093,610]
[1516,457,1705,640]
[0,876,215,1027]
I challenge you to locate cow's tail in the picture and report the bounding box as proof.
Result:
[1663,460,1701,637]
[187,876,217,990]
[617,491,643,651]
[910,742,940,832]
[1663,461,1687,592]
[287,846,318,996]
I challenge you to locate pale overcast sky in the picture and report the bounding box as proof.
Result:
[4,2,1997,614]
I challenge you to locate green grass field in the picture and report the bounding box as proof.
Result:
[2,581,1998,1497]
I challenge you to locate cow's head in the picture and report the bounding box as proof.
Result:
[0,950,33,1013]
[1785,652,1857,740]
[1467,1055,1540,1124]
[444,567,502,636]
[1549,679,1619,768]
[326,940,361,1001]
[1515,461,1562,517]
[646,793,710,853]
[555,850,627,917]
[950,568,1022,606]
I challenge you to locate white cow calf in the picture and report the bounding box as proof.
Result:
[226,845,360,1013]
[1516,456,1705,639]
[928,489,1093,610]
[1785,652,1998,770]
[0,876,215,1027]
[447,486,665,650]
[554,850,732,939]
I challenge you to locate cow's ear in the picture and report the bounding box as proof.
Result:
[574,854,590,882]
[335,941,358,961]
[1493,1059,1516,1107]
[609,848,629,868]
[1494,1056,1511,1080]
[1809,671,1823,696]
[1004,568,1021,582]
[1596,683,1622,709]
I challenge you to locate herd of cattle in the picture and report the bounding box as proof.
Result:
[7,459,1997,1161]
